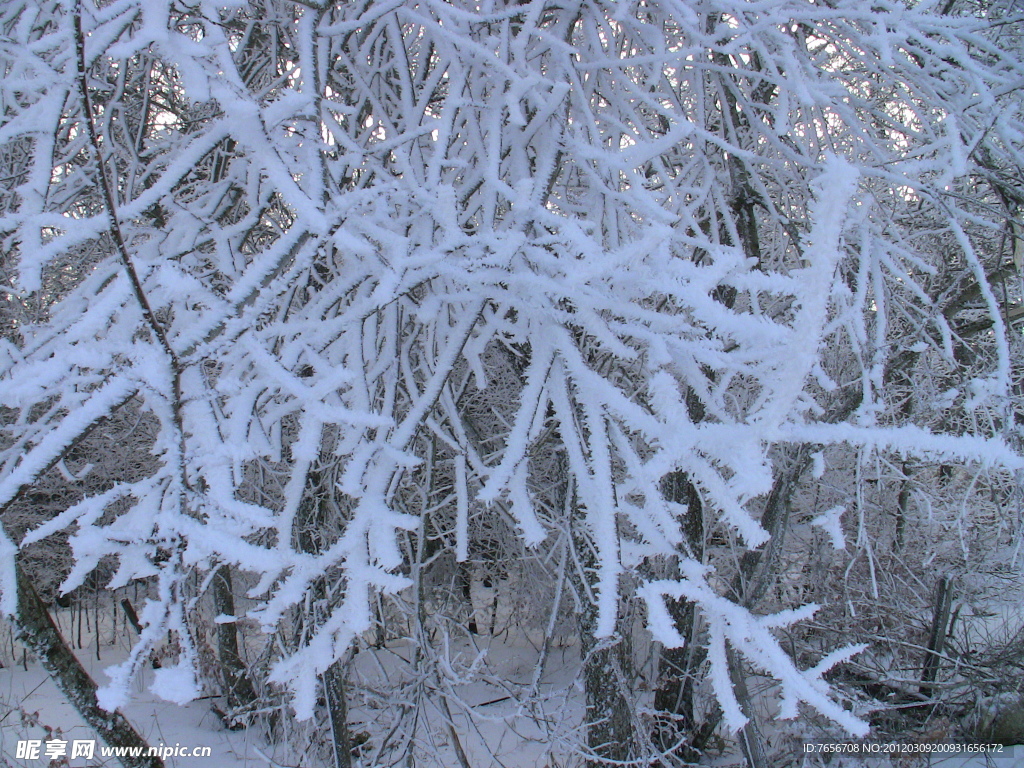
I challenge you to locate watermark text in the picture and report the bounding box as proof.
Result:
[16,739,212,761]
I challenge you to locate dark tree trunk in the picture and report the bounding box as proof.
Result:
[920,575,954,698]
[579,607,634,767]
[211,565,257,722]
[653,470,708,763]
[324,659,353,768]
[728,646,769,768]
[295,464,354,768]
[571,483,635,767]
[13,562,163,768]
[458,560,479,634]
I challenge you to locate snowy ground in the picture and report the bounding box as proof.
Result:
[1,665,255,767]
[0,606,1018,768]
[0,601,261,768]
[0,646,257,768]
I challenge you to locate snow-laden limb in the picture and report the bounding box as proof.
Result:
[779,423,1024,470]
[96,558,195,712]
[755,156,859,430]
[641,564,869,737]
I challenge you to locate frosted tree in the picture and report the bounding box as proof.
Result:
[1,0,1022,766]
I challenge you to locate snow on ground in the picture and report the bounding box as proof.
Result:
[0,647,259,768]
[0,602,1019,768]
[0,602,260,768]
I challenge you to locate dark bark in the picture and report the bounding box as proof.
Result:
[728,646,769,768]
[653,470,708,763]
[120,599,142,634]
[731,446,812,609]
[295,465,353,767]
[12,561,162,768]
[571,481,635,767]
[920,575,955,698]
[211,565,258,722]
[895,463,912,553]
[579,613,634,767]
[458,560,479,635]
[324,659,353,768]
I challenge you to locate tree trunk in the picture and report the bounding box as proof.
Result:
[211,565,257,723]
[920,575,954,698]
[295,463,354,766]
[653,470,708,762]
[579,612,634,767]
[12,561,163,768]
[728,646,769,768]
[458,560,479,635]
[572,483,634,767]
[324,658,353,768]
[706,447,809,768]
